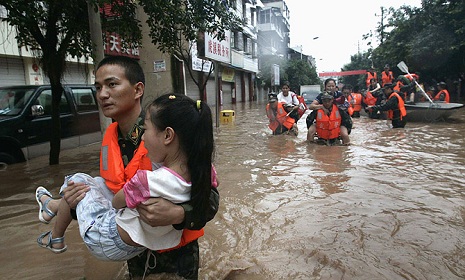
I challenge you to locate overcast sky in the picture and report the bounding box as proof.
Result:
[285,0,422,73]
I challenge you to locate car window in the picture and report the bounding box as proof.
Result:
[36,89,71,116]
[71,88,98,112]
[302,91,320,101]
[0,88,35,116]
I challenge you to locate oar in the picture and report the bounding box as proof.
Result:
[397,61,434,104]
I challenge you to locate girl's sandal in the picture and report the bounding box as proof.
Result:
[35,186,56,224]
[37,231,67,254]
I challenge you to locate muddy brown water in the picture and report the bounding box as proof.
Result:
[1,102,464,280]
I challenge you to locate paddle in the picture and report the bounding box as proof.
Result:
[397,61,434,104]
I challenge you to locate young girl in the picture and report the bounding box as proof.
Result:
[36,93,216,261]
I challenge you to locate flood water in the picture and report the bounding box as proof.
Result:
[1,101,464,280]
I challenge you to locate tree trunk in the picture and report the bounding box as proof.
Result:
[49,75,63,165]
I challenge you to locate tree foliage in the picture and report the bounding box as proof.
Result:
[257,55,320,93]
[257,55,287,91]
[0,0,241,164]
[369,0,465,83]
[139,0,242,98]
[285,59,320,94]
[340,52,373,91]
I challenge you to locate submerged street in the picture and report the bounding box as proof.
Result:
[1,101,464,279]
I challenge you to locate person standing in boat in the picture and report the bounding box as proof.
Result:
[366,83,407,128]
[365,67,378,89]
[381,64,394,87]
[433,82,450,103]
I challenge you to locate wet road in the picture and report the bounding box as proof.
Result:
[1,101,464,279]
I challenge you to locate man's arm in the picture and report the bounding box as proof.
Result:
[174,187,220,230]
[368,96,396,112]
[308,99,323,111]
[137,186,220,230]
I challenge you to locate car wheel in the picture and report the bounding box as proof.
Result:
[0,152,17,169]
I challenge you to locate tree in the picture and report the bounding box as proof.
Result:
[1,1,95,165]
[0,0,240,165]
[256,55,287,92]
[369,1,465,85]
[341,52,373,90]
[285,59,319,94]
[140,0,242,99]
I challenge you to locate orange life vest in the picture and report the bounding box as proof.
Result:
[266,102,295,132]
[387,92,407,120]
[433,89,450,103]
[350,93,362,112]
[346,95,354,116]
[296,95,308,117]
[381,71,394,86]
[100,122,204,252]
[366,71,377,87]
[100,122,152,194]
[315,105,342,140]
[363,91,377,106]
[405,73,419,82]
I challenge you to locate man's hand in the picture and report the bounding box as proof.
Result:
[62,180,90,209]
[137,198,185,227]
[322,106,330,115]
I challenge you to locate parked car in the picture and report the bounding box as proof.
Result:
[301,90,321,106]
[0,84,101,166]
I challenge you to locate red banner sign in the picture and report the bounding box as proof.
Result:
[318,70,366,77]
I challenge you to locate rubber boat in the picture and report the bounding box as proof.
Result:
[404,101,464,122]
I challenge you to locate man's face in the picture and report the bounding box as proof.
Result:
[94,64,142,120]
[322,98,333,109]
[269,100,278,109]
[383,88,393,96]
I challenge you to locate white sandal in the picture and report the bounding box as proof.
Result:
[35,186,56,224]
[37,231,67,254]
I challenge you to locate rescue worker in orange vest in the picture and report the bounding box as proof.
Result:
[381,64,394,86]
[350,87,363,118]
[404,73,422,103]
[60,56,219,278]
[342,84,355,117]
[433,82,450,103]
[363,78,385,119]
[366,83,407,128]
[266,93,298,135]
[366,67,378,89]
[306,92,351,145]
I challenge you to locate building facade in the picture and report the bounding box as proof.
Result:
[1,1,279,109]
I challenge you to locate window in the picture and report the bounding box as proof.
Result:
[71,88,98,112]
[37,89,71,116]
[259,9,270,24]
[244,36,252,55]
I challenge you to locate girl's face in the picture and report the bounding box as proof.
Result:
[325,81,337,93]
[141,112,166,163]
[281,85,290,95]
